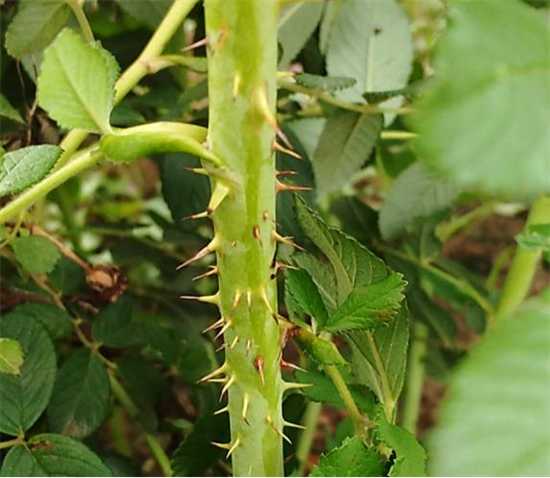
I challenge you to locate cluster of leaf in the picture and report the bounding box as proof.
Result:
[1,0,550,477]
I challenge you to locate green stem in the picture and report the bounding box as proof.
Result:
[278,80,413,115]
[325,365,368,441]
[204,1,283,475]
[495,195,550,320]
[54,0,198,169]
[0,438,24,450]
[66,0,94,43]
[0,149,101,224]
[109,373,172,477]
[295,401,322,476]
[401,322,428,434]
[436,201,497,242]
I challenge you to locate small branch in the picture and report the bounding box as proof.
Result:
[436,201,497,242]
[325,364,369,441]
[295,401,322,476]
[495,195,550,320]
[401,322,428,434]
[278,80,414,116]
[0,437,24,450]
[66,0,94,43]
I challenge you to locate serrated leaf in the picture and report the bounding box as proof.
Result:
[363,85,419,104]
[0,314,56,436]
[11,303,73,341]
[313,110,382,199]
[278,1,324,67]
[0,434,112,477]
[409,0,550,198]
[295,329,348,366]
[0,94,24,124]
[325,273,406,333]
[37,28,119,133]
[100,122,222,166]
[286,268,329,327]
[516,224,550,251]
[0,338,24,375]
[0,145,63,196]
[92,296,143,347]
[286,118,325,160]
[379,163,460,240]
[12,235,60,274]
[113,0,172,30]
[349,307,409,411]
[294,73,356,93]
[5,0,70,59]
[428,293,550,476]
[324,0,413,121]
[47,349,110,439]
[375,408,427,477]
[309,436,383,477]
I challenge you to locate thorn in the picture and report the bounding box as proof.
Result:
[246,289,253,310]
[193,265,218,281]
[262,210,270,221]
[280,359,306,373]
[229,335,239,349]
[254,355,265,386]
[207,377,228,384]
[226,437,241,458]
[255,85,293,149]
[273,141,302,160]
[220,374,236,400]
[233,72,241,100]
[276,179,312,194]
[242,393,250,424]
[184,210,209,221]
[176,236,220,270]
[180,292,220,306]
[259,287,277,318]
[215,343,228,352]
[231,289,242,313]
[276,170,299,177]
[197,363,227,383]
[202,317,225,333]
[266,415,292,444]
[183,37,208,52]
[214,405,229,416]
[252,225,262,247]
[282,381,313,391]
[283,420,306,430]
[275,261,298,274]
[271,231,306,251]
[208,182,231,213]
[185,167,208,176]
[211,441,231,451]
[215,320,232,340]
[231,240,237,247]
[246,339,252,355]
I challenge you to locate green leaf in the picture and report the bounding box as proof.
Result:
[286,118,325,160]
[312,110,382,199]
[295,366,375,413]
[379,163,460,240]
[0,145,63,196]
[309,436,383,477]
[0,94,24,124]
[428,294,550,477]
[12,235,60,274]
[409,0,550,198]
[0,434,112,477]
[47,349,110,439]
[348,306,409,409]
[0,314,56,436]
[325,273,406,333]
[375,408,427,477]
[92,296,143,347]
[100,122,222,166]
[323,0,413,118]
[278,2,324,67]
[295,329,348,367]
[285,268,329,327]
[0,338,24,375]
[294,196,387,304]
[516,224,550,251]
[294,73,357,93]
[5,0,70,59]
[10,303,73,340]
[113,0,172,30]
[37,28,119,133]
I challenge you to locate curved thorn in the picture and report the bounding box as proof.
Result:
[211,441,231,451]
[266,415,292,444]
[271,231,306,251]
[242,393,250,424]
[226,437,241,458]
[246,289,253,310]
[276,179,312,194]
[180,292,220,305]
[215,320,232,340]
[233,72,241,100]
[229,335,240,350]
[276,170,299,177]
[176,235,220,270]
[184,210,209,221]
[213,405,230,416]
[215,343,228,352]
[197,363,227,383]
[202,317,224,333]
[254,355,265,386]
[284,420,306,430]
[280,358,306,373]
[193,265,218,281]
[273,141,302,160]
[183,37,208,52]
[231,289,242,313]
[208,182,231,213]
[220,374,236,400]
[246,339,252,355]
[282,381,313,391]
[185,167,209,176]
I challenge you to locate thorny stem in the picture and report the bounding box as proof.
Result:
[325,365,369,441]
[295,401,322,476]
[401,322,428,434]
[278,80,414,116]
[54,0,198,169]
[495,195,550,320]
